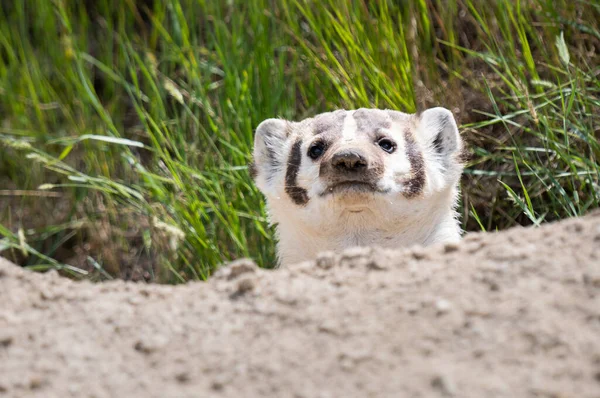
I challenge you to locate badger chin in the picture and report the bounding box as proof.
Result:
[320,182,391,205]
[320,181,374,196]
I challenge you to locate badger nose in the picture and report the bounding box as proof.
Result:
[332,150,368,172]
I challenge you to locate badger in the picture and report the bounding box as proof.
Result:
[250,107,465,267]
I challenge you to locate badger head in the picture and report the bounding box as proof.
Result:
[251,108,464,265]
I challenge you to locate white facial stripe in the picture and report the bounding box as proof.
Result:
[341,111,357,142]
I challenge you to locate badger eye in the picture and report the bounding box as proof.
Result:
[308,141,326,160]
[377,138,396,153]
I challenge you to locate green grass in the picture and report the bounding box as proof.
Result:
[1,0,598,282]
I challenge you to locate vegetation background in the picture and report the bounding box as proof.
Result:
[0,0,598,282]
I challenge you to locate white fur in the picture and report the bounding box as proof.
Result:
[253,108,464,266]
[341,111,357,141]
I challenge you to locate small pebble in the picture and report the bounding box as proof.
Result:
[435,299,452,315]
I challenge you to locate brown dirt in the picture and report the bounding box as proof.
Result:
[1,212,600,398]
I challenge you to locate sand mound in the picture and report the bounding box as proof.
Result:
[1,212,600,397]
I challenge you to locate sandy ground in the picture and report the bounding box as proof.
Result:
[1,213,600,398]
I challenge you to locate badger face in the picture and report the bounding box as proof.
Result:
[251,108,464,265]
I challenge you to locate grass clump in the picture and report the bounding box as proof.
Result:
[0,0,598,282]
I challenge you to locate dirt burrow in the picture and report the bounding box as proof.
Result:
[1,212,600,398]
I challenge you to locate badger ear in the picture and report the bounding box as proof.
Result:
[419,107,461,156]
[250,118,290,182]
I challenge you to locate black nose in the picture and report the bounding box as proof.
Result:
[331,150,368,171]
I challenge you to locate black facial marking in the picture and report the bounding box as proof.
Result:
[285,139,310,206]
[403,129,426,199]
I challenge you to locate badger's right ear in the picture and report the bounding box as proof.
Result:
[250,118,290,182]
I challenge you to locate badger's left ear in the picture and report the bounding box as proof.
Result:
[418,107,461,156]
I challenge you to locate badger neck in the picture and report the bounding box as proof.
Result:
[274,191,461,266]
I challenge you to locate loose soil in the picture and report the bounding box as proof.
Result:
[1,212,600,398]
